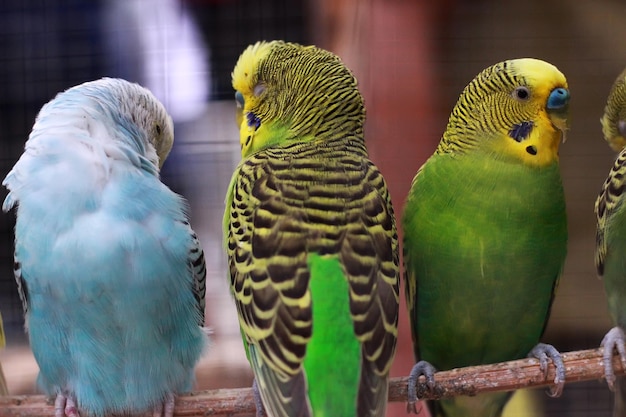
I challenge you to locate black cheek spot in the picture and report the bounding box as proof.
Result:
[244,136,251,147]
[509,121,534,142]
[246,112,261,130]
[526,145,537,155]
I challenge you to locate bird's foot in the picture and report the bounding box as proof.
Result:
[54,393,80,417]
[528,342,565,397]
[406,360,437,414]
[152,392,175,417]
[601,326,626,391]
[252,379,267,417]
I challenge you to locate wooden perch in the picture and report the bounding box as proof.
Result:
[0,347,623,416]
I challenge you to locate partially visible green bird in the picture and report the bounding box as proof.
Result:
[224,41,400,417]
[600,68,626,153]
[402,58,570,417]
[596,67,626,416]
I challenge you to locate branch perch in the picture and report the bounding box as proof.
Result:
[0,347,622,416]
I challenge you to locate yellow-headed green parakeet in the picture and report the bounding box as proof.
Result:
[403,58,570,417]
[596,66,626,415]
[224,41,400,417]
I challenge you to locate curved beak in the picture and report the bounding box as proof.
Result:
[546,87,570,142]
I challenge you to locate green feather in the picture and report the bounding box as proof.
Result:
[304,254,360,417]
[405,153,566,369]
[404,153,565,416]
[602,197,626,328]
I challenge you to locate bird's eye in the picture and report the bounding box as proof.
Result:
[156,124,162,135]
[618,120,626,138]
[253,83,266,97]
[235,91,245,108]
[513,86,530,101]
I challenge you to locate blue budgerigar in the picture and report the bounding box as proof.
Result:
[2,78,208,417]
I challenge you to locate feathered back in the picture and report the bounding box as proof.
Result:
[232,41,364,157]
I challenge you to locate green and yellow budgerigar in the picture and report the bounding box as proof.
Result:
[596,67,626,415]
[224,41,400,417]
[402,58,570,417]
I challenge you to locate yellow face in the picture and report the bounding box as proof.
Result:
[231,41,363,159]
[486,59,570,167]
[232,42,276,158]
[443,58,570,168]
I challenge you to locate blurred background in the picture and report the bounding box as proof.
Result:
[0,0,623,415]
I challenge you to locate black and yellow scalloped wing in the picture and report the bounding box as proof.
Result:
[225,139,399,417]
[596,150,626,277]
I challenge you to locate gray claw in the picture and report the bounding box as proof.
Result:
[528,342,565,398]
[601,326,626,391]
[407,361,437,414]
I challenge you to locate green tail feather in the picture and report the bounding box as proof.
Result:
[304,254,360,417]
